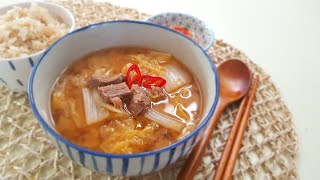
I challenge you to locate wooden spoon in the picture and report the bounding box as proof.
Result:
[177,59,252,180]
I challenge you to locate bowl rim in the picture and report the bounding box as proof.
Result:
[28,20,220,158]
[0,1,76,61]
[146,12,215,51]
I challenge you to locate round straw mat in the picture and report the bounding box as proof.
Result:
[0,0,298,179]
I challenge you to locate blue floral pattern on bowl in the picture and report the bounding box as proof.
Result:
[147,12,215,50]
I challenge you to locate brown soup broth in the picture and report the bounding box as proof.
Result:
[51,47,202,154]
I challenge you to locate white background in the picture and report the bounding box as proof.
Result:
[2,0,320,179]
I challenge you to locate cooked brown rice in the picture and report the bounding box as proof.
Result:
[0,3,68,59]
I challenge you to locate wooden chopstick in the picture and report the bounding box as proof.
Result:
[221,76,260,180]
[212,95,248,180]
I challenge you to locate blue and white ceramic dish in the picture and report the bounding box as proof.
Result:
[28,20,219,176]
[147,12,214,51]
[0,2,75,93]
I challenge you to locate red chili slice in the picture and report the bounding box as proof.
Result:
[141,75,153,88]
[126,64,142,88]
[170,26,193,38]
[142,75,166,89]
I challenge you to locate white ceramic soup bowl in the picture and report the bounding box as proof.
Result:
[0,1,75,93]
[29,20,219,176]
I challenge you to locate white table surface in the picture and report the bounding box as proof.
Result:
[2,0,320,179]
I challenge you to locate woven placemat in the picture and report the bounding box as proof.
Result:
[0,0,298,179]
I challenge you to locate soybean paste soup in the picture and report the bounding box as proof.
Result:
[51,47,202,154]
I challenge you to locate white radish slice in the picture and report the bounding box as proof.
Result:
[144,109,186,132]
[82,88,109,125]
[164,64,192,93]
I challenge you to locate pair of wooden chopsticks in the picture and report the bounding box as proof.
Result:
[213,76,260,180]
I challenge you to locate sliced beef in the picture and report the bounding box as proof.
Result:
[88,74,126,88]
[147,86,166,102]
[98,82,132,103]
[128,85,151,116]
[131,85,147,95]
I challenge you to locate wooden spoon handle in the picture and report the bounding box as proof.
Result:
[177,100,227,180]
[213,95,248,180]
[222,76,260,180]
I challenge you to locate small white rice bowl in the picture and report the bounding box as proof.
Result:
[0,2,75,92]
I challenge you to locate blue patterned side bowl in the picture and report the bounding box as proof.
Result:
[0,2,75,93]
[29,20,219,176]
[147,12,215,51]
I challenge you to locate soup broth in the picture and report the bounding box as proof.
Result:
[51,47,202,154]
